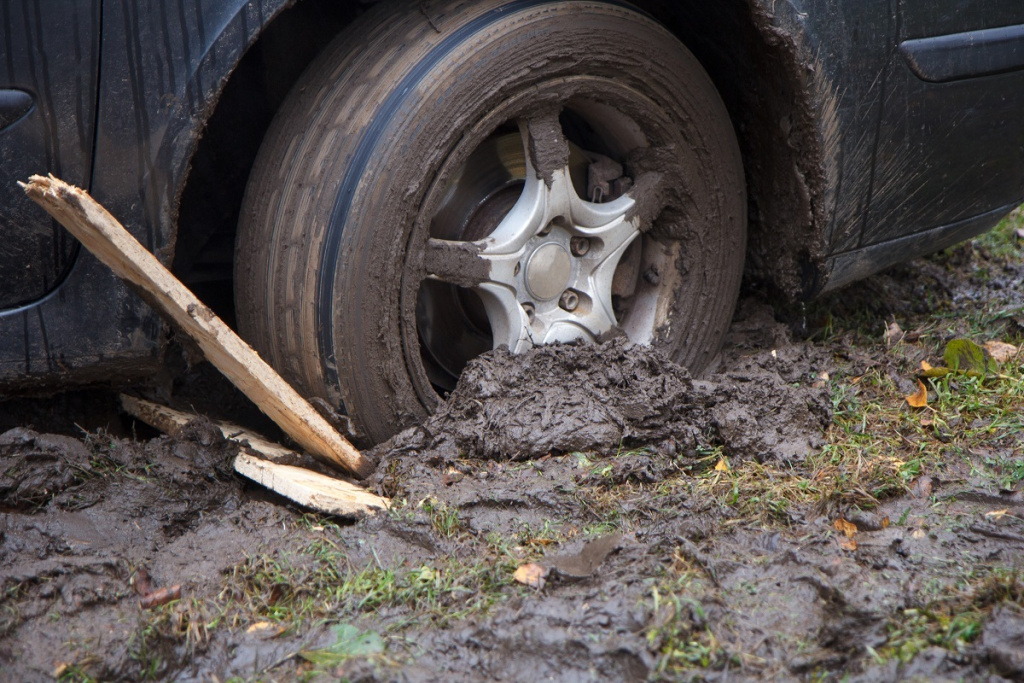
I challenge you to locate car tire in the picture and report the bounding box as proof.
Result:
[235,0,746,445]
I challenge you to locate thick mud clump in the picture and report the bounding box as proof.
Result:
[373,333,830,466]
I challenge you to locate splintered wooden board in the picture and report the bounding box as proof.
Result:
[21,175,371,479]
[121,395,389,517]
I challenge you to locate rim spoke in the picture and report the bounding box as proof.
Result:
[535,304,617,344]
[476,282,533,353]
[423,238,490,287]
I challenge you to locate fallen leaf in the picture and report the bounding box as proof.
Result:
[513,562,549,589]
[983,341,1019,364]
[885,320,905,345]
[911,475,934,498]
[985,509,1010,520]
[906,379,928,408]
[548,533,623,578]
[881,516,890,529]
[247,621,286,638]
[919,359,951,378]
[944,338,997,376]
[300,624,384,667]
[833,518,857,538]
[920,416,933,427]
[139,585,181,609]
[714,458,730,473]
[912,528,927,539]
[839,538,857,551]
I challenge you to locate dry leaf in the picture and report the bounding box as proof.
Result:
[905,379,928,408]
[833,518,857,538]
[921,360,933,371]
[911,475,934,498]
[881,516,890,529]
[714,458,730,473]
[920,416,933,427]
[885,320,905,345]
[912,528,926,539]
[513,563,549,589]
[983,341,1019,364]
[985,509,1010,520]
[839,538,857,551]
[247,621,286,638]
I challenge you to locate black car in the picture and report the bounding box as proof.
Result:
[2,0,1022,443]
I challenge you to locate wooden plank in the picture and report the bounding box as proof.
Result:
[120,394,389,516]
[120,395,296,463]
[234,454,389,515]
[21,175,372,479]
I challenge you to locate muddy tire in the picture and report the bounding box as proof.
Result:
[235,0,746,444]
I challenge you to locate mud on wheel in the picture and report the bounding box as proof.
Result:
[235,0,747,444]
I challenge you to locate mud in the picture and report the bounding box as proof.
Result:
[370,329,830,468]
[2,232,1023,681]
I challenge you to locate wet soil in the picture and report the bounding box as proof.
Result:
[2,235,1023,681]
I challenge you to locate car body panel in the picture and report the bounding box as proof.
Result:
[0,0,290,387]
[0,0,100,310]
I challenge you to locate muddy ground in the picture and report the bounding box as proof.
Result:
[2,222,1024,682]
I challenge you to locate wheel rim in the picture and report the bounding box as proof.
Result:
[416,99,677,392]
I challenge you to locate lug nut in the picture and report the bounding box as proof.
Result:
[570,237,590,257]
[522,302,536,322]
[559,290,579,312]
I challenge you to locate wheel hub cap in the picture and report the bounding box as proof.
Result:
[525,242,571,301]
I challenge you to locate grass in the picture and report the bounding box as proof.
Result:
[880,567,1024,663]
[217,524,519,633]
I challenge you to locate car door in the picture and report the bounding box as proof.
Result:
[861,0,1024,246]
[0,1,100,310]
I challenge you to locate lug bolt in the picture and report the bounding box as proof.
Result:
[522,302,536,322]
[570,237,590,257]
[559,290,580,312]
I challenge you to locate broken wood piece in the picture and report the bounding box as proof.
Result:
[119,394,389,516]
[234,453,389,516]
[120,394,296,463]
[21,174,372,479]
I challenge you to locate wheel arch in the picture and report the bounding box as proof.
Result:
[633,0,833,299]
[174,0,833,321]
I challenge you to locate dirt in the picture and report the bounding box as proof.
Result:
[2,235,1023,681]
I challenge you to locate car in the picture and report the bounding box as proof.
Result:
[2,0,1023,444]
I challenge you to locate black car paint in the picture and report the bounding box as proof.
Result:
[0,0,290,386]
[0,0,1022,388]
